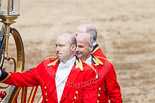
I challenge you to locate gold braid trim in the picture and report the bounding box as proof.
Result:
[45,56,56,60]
[75,59,83,71]
[47,59,59,67]
[0,73,11,82]
[91,46,100,54]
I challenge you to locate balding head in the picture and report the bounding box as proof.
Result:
[76,33,93,61]
[74,24,97,41]
[57,33,77,47]
[56,33,77,63]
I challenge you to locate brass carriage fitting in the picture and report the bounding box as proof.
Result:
[0,0,20,15]
[0,0,24,91]
[0,0,20,58]
[0,0,20,24]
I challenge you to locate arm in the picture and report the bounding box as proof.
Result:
[105,64,122,103]
[0,69,39,87]
[0,60,46,87]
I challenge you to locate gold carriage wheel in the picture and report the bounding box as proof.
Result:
[10,28,25,72]
[2,28,25,103]
[5,29,41,103]
[3,28,40,103]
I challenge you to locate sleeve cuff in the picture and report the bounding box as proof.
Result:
[0,71,11,82]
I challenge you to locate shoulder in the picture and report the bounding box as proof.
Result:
[43,56,57,62]
[35,56,58,68]
[45,56,57,60]
[96,57,115,74]
[32,57,59,74]
[96,56,111,64]
[82,61,96,73]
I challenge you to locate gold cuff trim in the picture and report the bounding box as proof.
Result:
[0,73,11,82]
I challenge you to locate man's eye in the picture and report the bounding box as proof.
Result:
[60,45,65,47]
[78,46,83,48]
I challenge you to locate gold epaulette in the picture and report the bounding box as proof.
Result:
[47,59,59,67]
[96,56,111,63]
[45,56,56,60]
[91,46,100,54]
[96,56,107,60]
[92,56,103,66]
[75,59,83,71]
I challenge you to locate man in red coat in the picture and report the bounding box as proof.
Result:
[75,33,122,103]
[74,24,106,58]
[0,33,97,103]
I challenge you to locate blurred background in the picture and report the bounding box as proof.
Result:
[0,0,155,102]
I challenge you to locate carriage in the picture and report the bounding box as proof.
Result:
[0,0,40,102]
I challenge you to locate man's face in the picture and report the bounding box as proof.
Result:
[76,37,92,61]
[56,37,73,63]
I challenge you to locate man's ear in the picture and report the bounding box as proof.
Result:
[71,44,76,51]
[89,45,93,52]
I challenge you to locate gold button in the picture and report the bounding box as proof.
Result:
[98,94,100,97]
[98,87,101,91]
[97,100,100,103]
[75,91,78,94]
[74,96,77,100]
[46,99,48,102]
[44,86,47,89]
[45,93,47,96]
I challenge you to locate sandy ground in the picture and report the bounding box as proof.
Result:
[0,0,155,103]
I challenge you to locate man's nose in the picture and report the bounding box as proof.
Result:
[74,32,77,36]
[56,46,59,52]
[76,46,79,52]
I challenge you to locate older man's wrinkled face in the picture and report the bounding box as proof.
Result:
[76,36,92,61]
[56,37,72,63]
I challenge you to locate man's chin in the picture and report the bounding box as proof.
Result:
[57,56,61,60]
[76,55,82,59]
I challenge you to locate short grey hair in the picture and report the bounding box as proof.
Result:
[70,35,77,46]
[88,33,93,46]
[87,29,97,41]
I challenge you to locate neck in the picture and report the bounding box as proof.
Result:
[61,55,74,63]
[81,55,91,61]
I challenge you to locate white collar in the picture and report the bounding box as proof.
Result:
[85,55,92,65]
[93,42,97,46]
[59,56,76,68]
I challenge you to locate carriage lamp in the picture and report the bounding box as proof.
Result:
[0,0,20,57]
[0,0,20,23]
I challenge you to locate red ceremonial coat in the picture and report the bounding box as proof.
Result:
[1,57,97,103]
[91,56,122,103]
[91,44,106,59]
